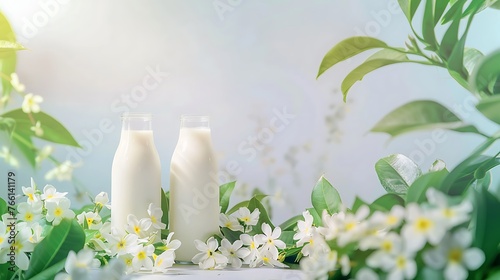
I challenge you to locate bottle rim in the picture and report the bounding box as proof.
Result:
[121,113,152,119]
[181,115,210,122]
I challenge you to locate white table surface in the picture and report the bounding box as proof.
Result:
[126,264,306,280]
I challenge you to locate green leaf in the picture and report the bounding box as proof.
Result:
[341,49,409,100]
[279,231,296,246]
[442,0,465,23]
[0,263,15,280]
[2,109,80,147]
[84,229,99,243]
[407,169,449,203]
[471,49,500,95]
[422,0,437,49]
[12,132,36,167]
[25,219,85,279]
[476,95,500,124]
[247,196,273,234]
[371,194,405,212]
[0,197,6,215]
[398,0,423,22]
[219,181,236,214]
[0,12,17,95]
[0,40,25,52]
[311,176,342,216]
[371,100,469,137]
[434,0,450,25]
[439,2,463,59]
[220,227,241,243]
[161,189,169,228]
[317,37,388,78]
[352,196,370,213]
[226,195,266,215]
[463,48,484,76]
[279,214,302,231]
[307,207,322,227]
[471,187,500,273]
[375,154,422,195]
[491,0,500,9]
[442,155,500,195]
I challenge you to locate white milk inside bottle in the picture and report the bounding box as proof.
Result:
[111,113,161,235]
[169,115,220,262]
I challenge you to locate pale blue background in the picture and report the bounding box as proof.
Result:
[1,0,499,223]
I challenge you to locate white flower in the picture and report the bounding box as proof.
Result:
[401,203,447,252]
[236,207,260,230]
[16,201,43,226]
[28,223,44,244]
[240,234,264,266]
[96,258,126,280]
[147,203,166,230]
[257,223,286,257]
[192,237,228,270]
[300,249,337,280]
[367,232,402,268]
[356,267,379,280]
[254,249,288,268]
[320,205,369,246]
[45,161,75,181]
[0,227,34,270]
[31,121,44,137]
[293,210,314,246]
[36,145,54,164]
[426,188,472,228]
[45,197,75,226]
[162,232,181,253]
[377,243,417,280]
[340,254,351,276]
[10,73,26,92]
[22,178,40,205]
[95,192,111,209]
[22,93,43,113]
[106,229,140,257]
[300,230,329,257]
[219,213,244,232]
[423,228,485,280]
[0,221,7,251]
[219,239,250,268]
[125,214,152,238]
[369,205,405,230]
[152,251,175,273]
[77,211,102,230]
[0,146,19,167]
[132,244,155,271]
[119,254,135,274]
[40,184,68,202]
[64,249,97,275]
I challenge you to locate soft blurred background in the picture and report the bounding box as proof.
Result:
[1,0,499,223]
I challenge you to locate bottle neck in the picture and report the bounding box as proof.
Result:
[121,113,152,131]
[180,115,210,129]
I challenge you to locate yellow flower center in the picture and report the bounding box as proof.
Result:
[134,226,141,234]
[345,222,356,231]
[207,250,213,257]
[0,237,4,244]
[125,258,132,266]
[250,242,256,249]
[381,241,393,252]
[54,207,63,217]
[267,238,274,245]
[387,215,398,225]
[449,248,463,263]
[396,256,406,268]
[242,217,250,223]
[117,241,125,249]
[151,216,157,224]
[225,222,232,228]
[443,208,454,218]
[87,217,94,225]
[25,213,33,221]
[28,193,34,201]
[262,256,270,263]
[137,251,146,260]
[47,194,54,199]
[152,253,158,261]
[415,218,432,232]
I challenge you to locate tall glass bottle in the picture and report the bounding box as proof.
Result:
[169,115,220,262]
[111,113,161,233]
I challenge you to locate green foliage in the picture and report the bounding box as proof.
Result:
[407,168,449,203]
[476,95,500,125]
[279,214,302,231]
[375,154,422,195]
[248,195,274,234]
[219,181,236,213]
[370,100,480,137]
[371,193,405,211]
[311,176,342,215]
[161,188,169,233]
[25,219,85,279]
[0,12,17,95]
[0,197,6,215]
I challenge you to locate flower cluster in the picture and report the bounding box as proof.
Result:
[219,207,260,232]
[1,178,180,276]
[299,188,484,280]
[193,221,288,270]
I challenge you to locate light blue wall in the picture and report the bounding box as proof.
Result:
[1,0,499,222]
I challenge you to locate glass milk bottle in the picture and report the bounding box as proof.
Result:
[111,113,161,234]
[169,115,220,262]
